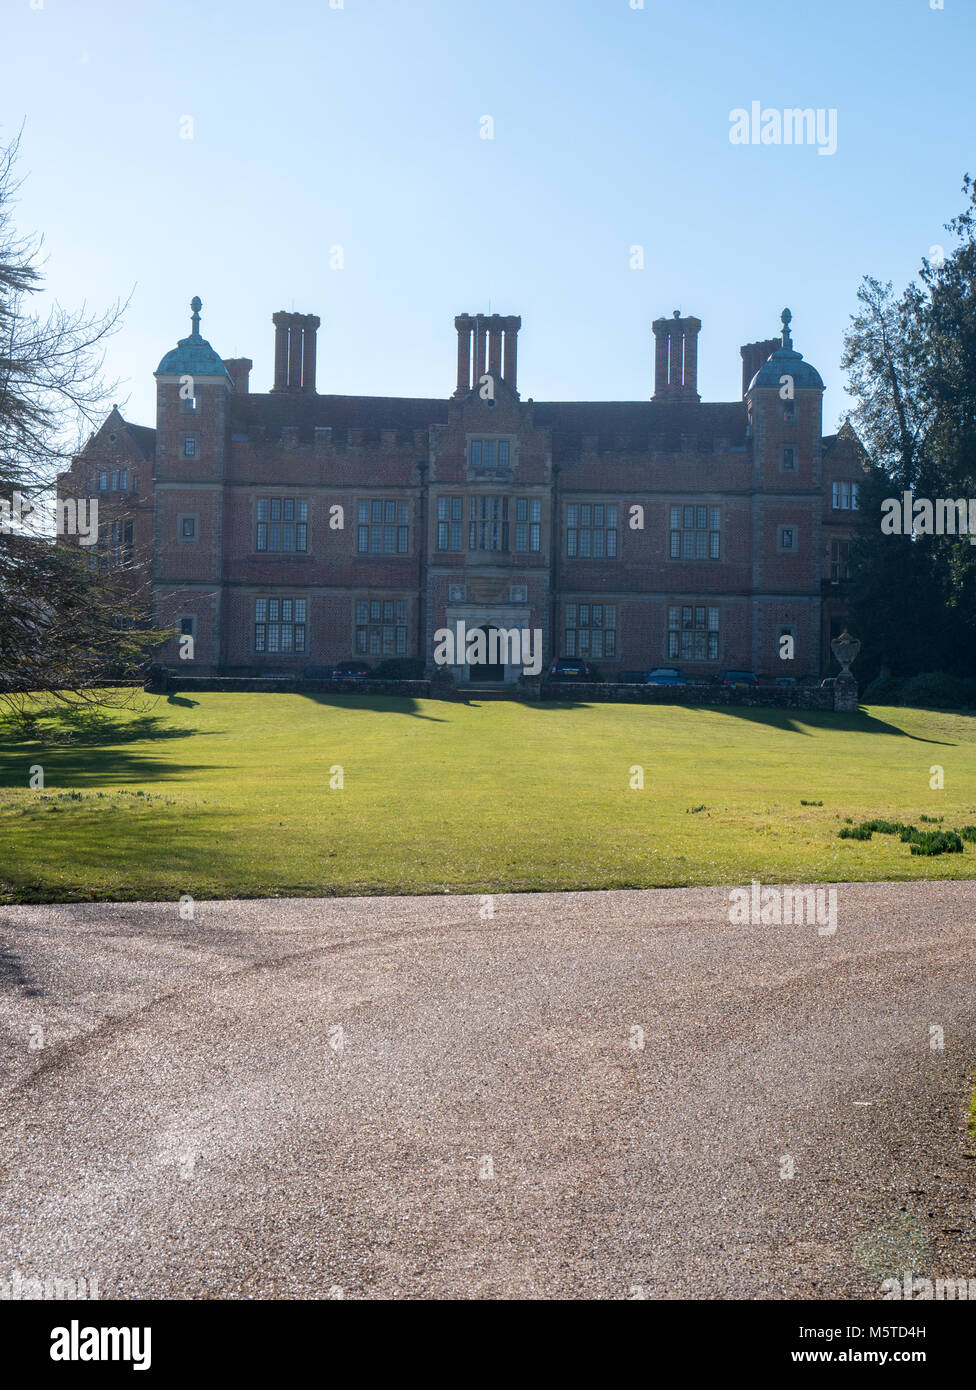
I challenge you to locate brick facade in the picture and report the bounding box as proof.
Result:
[57,301,866,683]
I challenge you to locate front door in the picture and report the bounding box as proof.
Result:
[469,626,506,681]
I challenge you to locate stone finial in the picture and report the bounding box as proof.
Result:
[190,296,202,336]
[781,306,792,348]
[830,629,861,676]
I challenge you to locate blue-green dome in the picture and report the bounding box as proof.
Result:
[747,308,824,392]
[154,297,230,379]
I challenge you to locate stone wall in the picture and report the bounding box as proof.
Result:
[153,671,847,711]
[538,682,839,710]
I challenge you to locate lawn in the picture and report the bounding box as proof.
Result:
[2,691,976,903]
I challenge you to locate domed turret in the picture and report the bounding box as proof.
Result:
[155,297,230,379]
[747,308,824,392]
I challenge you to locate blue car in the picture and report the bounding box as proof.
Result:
[644,666,688,687]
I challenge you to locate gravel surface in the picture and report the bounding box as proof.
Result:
[0,882,974,1300]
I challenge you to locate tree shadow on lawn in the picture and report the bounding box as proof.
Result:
[297,692,448,722]
[1,711,209,746]
[0,740,222,789]
[684,704,956,744]
[520,698,956,743]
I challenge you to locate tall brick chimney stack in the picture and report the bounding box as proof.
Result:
[453,312,521,396]
[454,315,473,395]
[271,312,320,392]
[652,311,702,402]
[501,315,520,390]
[224,358,253,394]
[739,338,780,398]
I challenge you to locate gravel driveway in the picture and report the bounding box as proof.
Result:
[1,882,974,1299]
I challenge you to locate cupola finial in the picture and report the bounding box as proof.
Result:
[190,296,202,336]
[781,306,792,348]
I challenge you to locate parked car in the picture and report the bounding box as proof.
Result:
[617,669,649,684]
[714,669,760,688]
[774,676,797,687]
[820,676,836,690]
[644,666,688,687]
[330,661,373,682]
[548,657,591,682]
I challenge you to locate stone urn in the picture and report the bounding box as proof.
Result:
[830,630,860,712]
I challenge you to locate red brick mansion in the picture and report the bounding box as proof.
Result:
[57,299,864,683]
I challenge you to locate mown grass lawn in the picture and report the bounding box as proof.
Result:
[2,691,976,902]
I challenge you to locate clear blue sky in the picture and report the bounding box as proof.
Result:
[6,0,973,432]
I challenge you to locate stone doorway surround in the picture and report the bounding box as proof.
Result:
[443,605,532,684]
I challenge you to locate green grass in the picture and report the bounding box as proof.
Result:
[3,693,976,902]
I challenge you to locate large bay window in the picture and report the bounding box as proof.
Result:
[469,496,508,551]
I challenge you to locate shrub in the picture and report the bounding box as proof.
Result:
[371,658,426,680]
[862,675,904,705]
[909,830,964,856]
[862,819,912,836]
[898,672,976,710]
[959,826,976,843]
[839,824,873,840]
